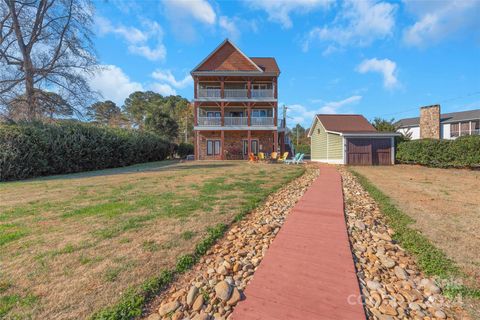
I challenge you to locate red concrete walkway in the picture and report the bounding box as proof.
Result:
[231,166,366,320]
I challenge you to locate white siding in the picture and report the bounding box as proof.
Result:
[441,123,452,139]
[397,126,420,140]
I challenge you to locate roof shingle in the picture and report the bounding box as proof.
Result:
[316,114,377,133]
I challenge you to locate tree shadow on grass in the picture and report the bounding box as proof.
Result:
[5,161,238,183]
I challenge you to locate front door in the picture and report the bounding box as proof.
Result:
[243,139,259,156]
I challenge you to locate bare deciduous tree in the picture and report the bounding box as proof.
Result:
[0,0,98,121]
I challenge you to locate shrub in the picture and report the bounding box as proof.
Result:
[0,121,173,181]
[294,144,310,155]
[176,143,194,158]
[396,136,480,168]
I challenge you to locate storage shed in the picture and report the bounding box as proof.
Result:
[307,114,399,165]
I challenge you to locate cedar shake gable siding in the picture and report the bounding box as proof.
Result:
[194,41,261,72]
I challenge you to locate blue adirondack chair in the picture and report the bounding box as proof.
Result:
[295,153,305,164]
[285,153,301,165]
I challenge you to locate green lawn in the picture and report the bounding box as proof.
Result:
[0,161,304,319]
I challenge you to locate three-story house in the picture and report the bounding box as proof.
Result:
[191,39,286,160]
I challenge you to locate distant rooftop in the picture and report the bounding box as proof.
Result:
[396,109,480,127]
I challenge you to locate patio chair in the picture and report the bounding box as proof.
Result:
[295,153,305,164]
[269,152,278,162]
[258,152,265,161]
[248,153,258,162]
[285,153,300,165]
[278,152,289,162]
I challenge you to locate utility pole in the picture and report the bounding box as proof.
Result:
[185,113,188,143]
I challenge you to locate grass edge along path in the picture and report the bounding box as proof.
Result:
[90,167,306,320]
[349,169,480,301]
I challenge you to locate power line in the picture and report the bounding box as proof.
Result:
[378,91,480,118]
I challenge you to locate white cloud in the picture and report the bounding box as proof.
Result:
[129,45,166,61]
[303,0,396,51]
[151,70,193,89]
[219,16,240,41]
[287,95,362,126]
[245,0,332,28]
[163,0,216,25]
[403,0,480,47]
[96,17,166,61]
[149,83,177,96]
[163,0,216,41]
[89,65,144,105]
[356,58,398,89]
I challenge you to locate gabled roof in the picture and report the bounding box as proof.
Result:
[250,57,280,74]
[395,109,480,127]
[314,114,377,133]
[191,39,263,73]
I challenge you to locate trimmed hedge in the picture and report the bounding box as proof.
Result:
[0,121,173,181]
[396,135,480,168]
[176,143,194,158]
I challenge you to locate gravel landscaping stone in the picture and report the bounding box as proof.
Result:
[143,166,319,320]
[340,168,469,320]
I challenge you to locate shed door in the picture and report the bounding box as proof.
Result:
[347,138,392,165]
[347,139,372,165]
[372,139,392,165]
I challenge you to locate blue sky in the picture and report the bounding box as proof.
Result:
[91,0,480,127]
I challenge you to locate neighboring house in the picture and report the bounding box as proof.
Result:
[396,105,480,140]
[308,114,399,165]
[191,39,289,160]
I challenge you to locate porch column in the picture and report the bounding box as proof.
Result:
[195,131,200,160]
[280,132,285,153]
[194,102,198,126]
[221,130,225,160]
[247,79,251,98]
[247,130,251,157]
[273,105,277,126]
[273,77,278,99]
[273,130,278,153]
[221,77,225,99]
[194,77,198,99]
[221,102,225,126]
[247,104,251,126]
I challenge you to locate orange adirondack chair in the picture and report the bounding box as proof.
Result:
[248,153,258,162]
[270,152,278,162]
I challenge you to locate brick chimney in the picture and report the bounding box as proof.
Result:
[420,104,441,139]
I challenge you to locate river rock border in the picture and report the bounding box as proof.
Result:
[144,166,319,320]
[339,168,468,320]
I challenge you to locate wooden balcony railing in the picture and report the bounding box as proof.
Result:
[196,116,275,127]
[224,117,248,126]
[251,117,274,126]
[197,117,221,126]
[251,89,274,98]
[224,89,248,98]
[198,89,221,98]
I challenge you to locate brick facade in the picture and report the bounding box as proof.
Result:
[197,131,277,160]
[420,105,441,139]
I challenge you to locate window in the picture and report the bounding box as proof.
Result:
[252,109,267,117]
[207,140,221,156]
[252,83,272,90]
[460,122,470,136]
[206,111,221,117]
[472,120,479,134]
[242,139,259,155]
[451,123,459,137]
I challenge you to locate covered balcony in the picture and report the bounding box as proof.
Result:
[196,107,276,128]
[196,81,276,101]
